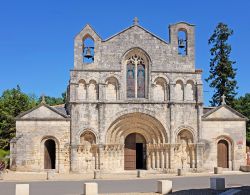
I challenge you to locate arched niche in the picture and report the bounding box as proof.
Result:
[176,129,195,169]
[77,79,87,100]
[80,131,96,145]
[175,80,184,101]
[105,77,119,101]
[88,80,97,100]
[185,80,195,101]
[153,77,167,101]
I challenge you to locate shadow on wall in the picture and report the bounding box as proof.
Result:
[200,139,211,164]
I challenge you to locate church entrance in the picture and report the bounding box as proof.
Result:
[217,140,229,168]
[44,139,56,169]
[124,133,146,170]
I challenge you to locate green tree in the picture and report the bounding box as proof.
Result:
[233,93,250,142]
[0,86,36,150]
[206,22,238,106]
[38,92,66,106]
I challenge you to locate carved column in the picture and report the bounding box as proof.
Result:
[164,148,169,169]
[152,151,155,169]
[168,102,175,169]
[156,150,159,169]
[160,150,164,169]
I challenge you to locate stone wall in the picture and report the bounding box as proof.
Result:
[11,120,70,173]
[202,120,246,170]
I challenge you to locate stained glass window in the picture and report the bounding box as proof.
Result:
[137,64,145,98]
[127,63,135,98]
[126,54,146,98]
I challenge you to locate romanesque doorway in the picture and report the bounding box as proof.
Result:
[44,139,56,169]
[217,140,229,168]
[124,133,146,170]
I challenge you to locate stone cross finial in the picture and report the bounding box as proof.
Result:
[133,17,139,25]
[41,94,46,104]
[221,94,226,105]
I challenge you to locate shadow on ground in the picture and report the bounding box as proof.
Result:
[170,186,250,195]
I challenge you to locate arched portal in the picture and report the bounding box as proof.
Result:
[44,139,56,169]
[124,133,146,170]
[106,112,168,170]
[217,140,229,168]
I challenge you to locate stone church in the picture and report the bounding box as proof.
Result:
[10,18,247,173]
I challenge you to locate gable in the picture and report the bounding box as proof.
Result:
[202,105,248,121]
[17,104,67,120]
[104,25,168,45]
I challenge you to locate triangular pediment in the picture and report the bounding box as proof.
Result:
[104,25,168,44]
[17,104,69,120]
[202,105,248,121]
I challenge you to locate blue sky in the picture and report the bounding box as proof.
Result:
[0,0,249,105]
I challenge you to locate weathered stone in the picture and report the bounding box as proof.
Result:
[84,182,98,195]
[15,184,29,195]
[214,167,223,174]
[157,180,172,194]
[240,165,250,172]
[10,19,247,174]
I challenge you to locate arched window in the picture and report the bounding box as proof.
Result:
[127,54,146,98]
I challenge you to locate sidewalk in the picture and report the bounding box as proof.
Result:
[1,169,248,182]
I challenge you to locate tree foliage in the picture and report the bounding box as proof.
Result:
[38,92,66,106]
[0,86,36,150]
[233,93,250,142]
[0,86,66,150]
[206,23,238,106]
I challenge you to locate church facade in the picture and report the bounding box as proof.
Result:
[10,19,247,173]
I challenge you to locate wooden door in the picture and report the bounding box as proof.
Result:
[217,140,229,168]
[124,133,136,170]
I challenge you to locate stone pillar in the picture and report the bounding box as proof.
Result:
[169,82,175,102]
[156,151,159,169]
[147,151,151,170]
[98,144,104,170]
[160,150,164,169]
[196,143,204,169]
[98,83,105,101]
[70,145,78,172]
[152,151,155,169]
[164,148,169,169]
[169,145,175,169]
[95,151,99,170]
[168,102,175,169]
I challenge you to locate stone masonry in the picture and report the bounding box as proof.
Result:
[10,18,248,173]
